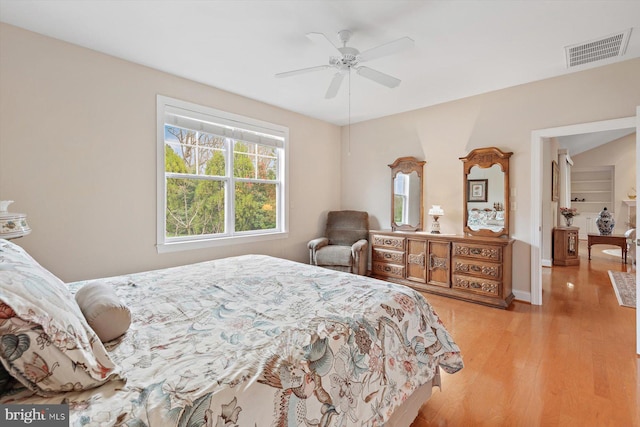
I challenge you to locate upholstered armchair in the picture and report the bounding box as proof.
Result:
[308,210,369,275]
[625,228,636,265]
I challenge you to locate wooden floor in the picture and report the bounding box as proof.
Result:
[411,242,639,427]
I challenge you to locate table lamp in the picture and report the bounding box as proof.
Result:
[428,205,444,234]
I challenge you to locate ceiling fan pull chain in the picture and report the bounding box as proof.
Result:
[348,68,351,156]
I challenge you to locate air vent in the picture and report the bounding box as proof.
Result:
[565,28,632,68]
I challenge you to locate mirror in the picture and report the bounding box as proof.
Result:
[460,147,512,237]
[389,157,426,231]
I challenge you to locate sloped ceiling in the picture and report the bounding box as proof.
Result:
[1,0,639,125]
[558,128,636,157]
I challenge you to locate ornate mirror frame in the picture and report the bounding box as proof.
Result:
[389,156,426,231]
[460,147,512,237]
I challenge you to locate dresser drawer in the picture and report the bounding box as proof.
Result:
[372,247,405,264]
[453,259,502,281]
[372,261,405,280]
[453,242,502,262]
[371,234,405,250]
[452,274,501,297]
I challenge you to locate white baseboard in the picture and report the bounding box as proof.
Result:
[513,290,531,303]
[542,259,552,267]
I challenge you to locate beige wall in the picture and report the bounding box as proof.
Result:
[572,132,637,234]
[341,58,640,300]
[2,22,640,300]
[0,23,341,281]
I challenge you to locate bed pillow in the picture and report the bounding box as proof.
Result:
[0,364,16,395]
[0,239,121,396]
[75,282,131,342]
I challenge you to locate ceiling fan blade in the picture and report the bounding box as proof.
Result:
[355,66,401,88]
[358,36,414,62]
[275,65,331,78]
[325,72,346,99]
[306,32,341,54]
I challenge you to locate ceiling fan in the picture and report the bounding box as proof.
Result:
[275,30,414,99]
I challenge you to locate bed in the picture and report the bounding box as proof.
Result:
[467,208,505,232]
[0,239,463,426]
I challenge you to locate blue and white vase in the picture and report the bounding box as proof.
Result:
[596,207,615,235]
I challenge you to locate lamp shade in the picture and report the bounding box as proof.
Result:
[0,200,31,239]
[428,205,444,216]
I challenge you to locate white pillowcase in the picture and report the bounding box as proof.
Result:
[0,239,121,396]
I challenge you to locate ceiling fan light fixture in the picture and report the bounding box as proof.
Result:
[276,29,413,97]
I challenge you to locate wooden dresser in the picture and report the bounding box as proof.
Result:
[370,230,514,309]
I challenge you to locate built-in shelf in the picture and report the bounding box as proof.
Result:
[572,200,614,204]
[570,166,614,212]
[570,166,615,240]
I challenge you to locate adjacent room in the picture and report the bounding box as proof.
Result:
[1,1,639,426]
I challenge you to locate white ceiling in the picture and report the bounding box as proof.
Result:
[558,128,636,157]
[1,0,639,126]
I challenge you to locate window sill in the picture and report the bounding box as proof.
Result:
[156,231,289,253]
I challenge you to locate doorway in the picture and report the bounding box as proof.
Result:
[530,116,637,306]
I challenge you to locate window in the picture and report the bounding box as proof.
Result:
[157,96,288,252]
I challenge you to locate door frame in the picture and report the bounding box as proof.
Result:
[636,106,639,356]
[530,115,637,306]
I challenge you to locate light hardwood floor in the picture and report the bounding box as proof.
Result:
[412,242,639,427]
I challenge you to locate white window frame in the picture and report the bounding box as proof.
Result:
[156,95,289,253]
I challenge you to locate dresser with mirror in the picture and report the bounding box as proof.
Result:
[370,148,515,309]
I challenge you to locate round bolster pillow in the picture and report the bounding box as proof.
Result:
[75,282,131,342]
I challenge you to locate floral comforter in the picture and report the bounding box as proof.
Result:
[2,255,463,426]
